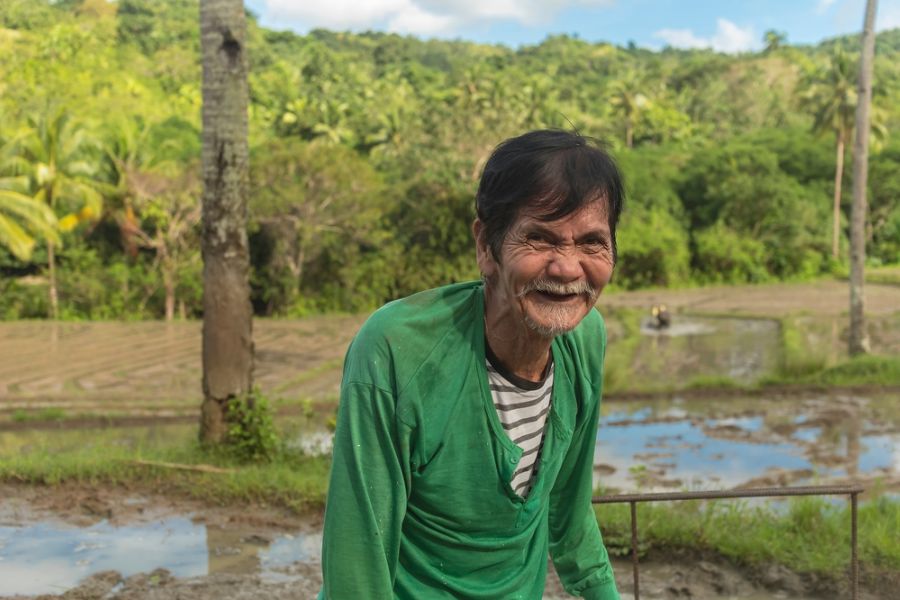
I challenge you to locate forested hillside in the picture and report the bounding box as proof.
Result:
[1,0,899,319]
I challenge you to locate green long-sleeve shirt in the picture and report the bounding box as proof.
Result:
[319,281,619,599]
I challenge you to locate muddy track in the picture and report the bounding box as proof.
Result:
[0,482,891,600]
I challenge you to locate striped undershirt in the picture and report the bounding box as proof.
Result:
[485,345,554,498]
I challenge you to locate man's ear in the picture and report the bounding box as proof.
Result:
[472,219,496,278]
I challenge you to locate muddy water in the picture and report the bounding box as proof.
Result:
[596,392,900,492]
[0,511,320,596]
[0,510,396,595]
[630,315,781,384]
[0,510,828,599]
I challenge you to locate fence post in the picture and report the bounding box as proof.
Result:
[630,501,639,600]
[851,492,859,600]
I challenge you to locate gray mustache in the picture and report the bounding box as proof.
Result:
[517,279,597,297]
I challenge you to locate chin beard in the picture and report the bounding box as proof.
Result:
[523,303,585,338]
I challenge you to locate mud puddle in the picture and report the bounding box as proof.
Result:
[0,487,841,599]
[0,516,319,595]
[595,392,900,492]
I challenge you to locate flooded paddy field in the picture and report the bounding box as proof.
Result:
[0,388,897,598]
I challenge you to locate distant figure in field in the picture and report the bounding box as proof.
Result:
[651,304,671,329]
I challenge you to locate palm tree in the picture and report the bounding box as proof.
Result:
[608,69,649,148]
[0,127,59,259]
[849,0,878,356]
[199,0,254,444]
[0,185,60,261]
[802,46,860,259]
[763,30,787,53]
[1,109,102,317]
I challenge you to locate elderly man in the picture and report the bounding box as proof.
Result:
[319,130,622,599]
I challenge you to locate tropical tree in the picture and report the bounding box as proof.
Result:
[0,183,59,261]
[132,178,201,321]
[608,69,650,148]
[763,30,787,53]
[849,0,878,356]
[199,0,254,444]
[799,45,884,259]
[249,138,385,313]
[2,109,102,318]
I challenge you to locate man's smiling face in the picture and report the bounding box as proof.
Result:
[478,198,615,338]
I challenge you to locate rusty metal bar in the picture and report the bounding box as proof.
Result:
[592,484,864,599]
[630,501,639,600]
[851,492,859,600]
[593,484,864,504]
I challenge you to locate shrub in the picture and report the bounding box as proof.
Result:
[225,388,281,463]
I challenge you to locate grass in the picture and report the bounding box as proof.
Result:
[864,265,900,286]
[777,316,828,379]
[801,354,900,386]
[596,495,900,590]
[0,425,331,512]
[11,407,67,422]
[760,354,900,388]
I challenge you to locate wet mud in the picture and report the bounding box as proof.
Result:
[2,484,894,599]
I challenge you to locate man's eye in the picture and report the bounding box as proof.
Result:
[581,238,607,253]
[526,234,552,246]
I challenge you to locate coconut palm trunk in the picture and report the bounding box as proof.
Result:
[849,0,877,356]
[47,239,59,320]
[832,132,845,259]
[198,0,254,443]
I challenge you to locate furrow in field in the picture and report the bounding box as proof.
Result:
[0,323,200,380]
[3,331,202,391]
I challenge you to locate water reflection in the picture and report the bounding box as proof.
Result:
[633,316,781,384]
[594,393,900,492]
[0,517,320,595]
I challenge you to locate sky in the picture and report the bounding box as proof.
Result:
[243,0,900,52]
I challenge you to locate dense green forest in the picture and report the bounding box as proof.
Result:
[1,0,899,319]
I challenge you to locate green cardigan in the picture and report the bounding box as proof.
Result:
[319,281,619,599]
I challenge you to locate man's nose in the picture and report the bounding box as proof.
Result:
[545,248,584,281]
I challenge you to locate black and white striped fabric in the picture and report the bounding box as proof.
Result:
[485,354,554,498]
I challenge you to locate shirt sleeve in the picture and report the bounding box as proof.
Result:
[547,391,620,600]
[319,381,413,599]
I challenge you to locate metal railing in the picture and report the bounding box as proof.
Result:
[593,484,864,600]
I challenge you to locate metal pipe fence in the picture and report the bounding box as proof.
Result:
[592,484,864,600]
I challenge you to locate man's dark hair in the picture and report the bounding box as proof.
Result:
[475,129,624,262]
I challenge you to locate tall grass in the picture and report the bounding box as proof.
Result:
[596,495,900,587]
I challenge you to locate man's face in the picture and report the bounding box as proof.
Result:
[478,200,614,338]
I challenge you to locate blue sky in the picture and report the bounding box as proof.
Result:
[244,0,900,52]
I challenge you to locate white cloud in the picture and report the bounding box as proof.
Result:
[261,0,614,36]
[653,18,757,54]
[265,0,410,30]
[711,18,756,53]
[387,4,459,36]
[652,27,708,50]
